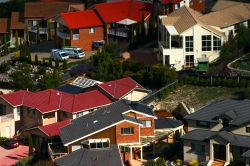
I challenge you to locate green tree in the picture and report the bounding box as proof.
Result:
[236,24,250,51]
[62,60,67,70]
[156,158,166,166]
[49,58,53,67]
[145,160,156,166]
[14,30,19,50]
[19,41,30,62]
[3,34,8,56]
[61,38,65,48]
[55,59,60,68]
[39,69,62,89]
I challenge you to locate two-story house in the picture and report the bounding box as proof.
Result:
[199,1,250,40]
[182,100,250,166]
[55,10,104,51]
[24,1,84,43]
[58,99,157,165]
[158,6,225,71]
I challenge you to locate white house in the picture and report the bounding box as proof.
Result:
[158,6,226,71]
[200,1,250,40]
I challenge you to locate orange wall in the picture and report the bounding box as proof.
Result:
[71,26,104,51]
[116,121,140,144]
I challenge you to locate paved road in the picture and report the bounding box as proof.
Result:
[0,145,29,166]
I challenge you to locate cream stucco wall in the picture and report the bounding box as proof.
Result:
[0,115,15,138]
[123,90,149,101]
[231,124,250,136]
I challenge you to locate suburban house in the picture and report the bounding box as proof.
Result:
[10,12,26,48]
[182,99,250,166]
[199,1,250,40]
[158,6,225,71]
[24,1,84,43]
[55,10,104,51]
[0,77,150,138]
[94,0,153,41]
[155,0,206,15]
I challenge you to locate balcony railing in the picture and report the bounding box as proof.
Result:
[56,30,70,40]
[107,28,128,38]
[0,113,14,123]
[28,26,48,34]
[48,143,67,161]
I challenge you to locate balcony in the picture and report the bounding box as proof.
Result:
[48,143,67,161]
[107,28,128,38]
[0,113,14,123]
[56,29,70,40]
[28,26,48,34]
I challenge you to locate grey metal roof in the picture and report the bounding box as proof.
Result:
[242,150,250,158]
[55,144,123,166]
[60,100,155,145]
[182,129,250,148]
[185,100,250,126]
[155,117,183,130]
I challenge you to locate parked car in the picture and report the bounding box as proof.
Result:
[50,49,69,61]
[5,140,19,148]
[62,47,85,59]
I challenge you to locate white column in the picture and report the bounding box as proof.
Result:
[226,143,230,164]
[55,111,58,122]
[210,142,214,161]
[140,146,143,162]
[163,55,166,65]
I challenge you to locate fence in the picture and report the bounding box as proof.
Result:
[140,80,178,104]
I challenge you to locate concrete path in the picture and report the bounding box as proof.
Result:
[0,145,29,166]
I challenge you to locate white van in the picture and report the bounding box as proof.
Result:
[62,47,85,59]
[50,49,69,61]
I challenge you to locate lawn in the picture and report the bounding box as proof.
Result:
[231,57,250,71]
[159,85,245,111]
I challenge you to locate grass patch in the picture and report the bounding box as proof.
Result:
[231,58,250,71]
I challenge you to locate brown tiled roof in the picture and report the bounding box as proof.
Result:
[10,12,26,30]
[24,2,84,20]
[161,6,225,37]
[200,4,250,28]
[211,0,242,12]
[0,18,9,34]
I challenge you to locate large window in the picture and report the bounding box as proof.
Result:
[89,27,95,33]
[89,139,110,149]
[191,143,205,155]
[185,36,193,52]
[234,23,240,33]
[213,36,221,51]
[246,127,250,133]
[142,120,152,127]
[196,121,210,128]
[202,35,211,51]
[0,104,7,115]
[121,127,134,135]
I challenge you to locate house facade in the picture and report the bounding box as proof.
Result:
[182,100,250,166]
[158,6,225,71]
[56,10,104,51]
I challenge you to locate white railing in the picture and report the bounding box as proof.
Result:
[107,28,128,38]
[56,30,70,40]
[48,143,67,160]
[72,34,79,40]
[28,26,48,34]
[0,113,14,123]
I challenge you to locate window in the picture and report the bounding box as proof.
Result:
[142,120,152,127]
[0,104,7,115]
[89,139,110,149]
[89,27,95,33]
[63,111,69,118]
[185,55,194,67]
[76,112,83,118]
[185,36,193,52]
[175,3,180,9]
[191,143,205,155]
[213,36,221,51]
[202,35,211,51]
[43,112,54,119]
[120,146,130,152]
[196,121,210,128]
[121,127,134,135]
[234,23,240,33]
[246,127,250,133]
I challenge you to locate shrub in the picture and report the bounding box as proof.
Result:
[0,137,8,145]
[145,160,156,166]
[156,158,166,166]
[34,54,38,65]
[189,160,199,166]
[55,60,59,68]
[48,58,52,67]
[62,60,67,70]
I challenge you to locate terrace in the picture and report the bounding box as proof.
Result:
[48,142,67,161]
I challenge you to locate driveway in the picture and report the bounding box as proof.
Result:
[0,145,29,166]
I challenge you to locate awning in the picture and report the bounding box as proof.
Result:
[117,18,137,25]
[165,25,179,35]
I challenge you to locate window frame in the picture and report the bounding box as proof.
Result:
[89,27,95,33]
[202,35,212,51]
[185,36,193,52]
[121,127,134,135]
[89,139,110,149]
[142,120,152,128]
[213,36,221,51]
[246,127,250,133]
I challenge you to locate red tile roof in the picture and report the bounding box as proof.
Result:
[161,0,182,4]
[61,10,103,29]
[0,89,112,114]
[38,119,71,137]
[0,18,9,34]
[98,77,147,100]
[95,0,152,24]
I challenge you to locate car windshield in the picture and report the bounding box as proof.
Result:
[60,53,68,57]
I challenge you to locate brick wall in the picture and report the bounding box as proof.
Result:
[116,121,140,144]
[190,0,205,13]
[71,26,104,51]
[139,117,155,137]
